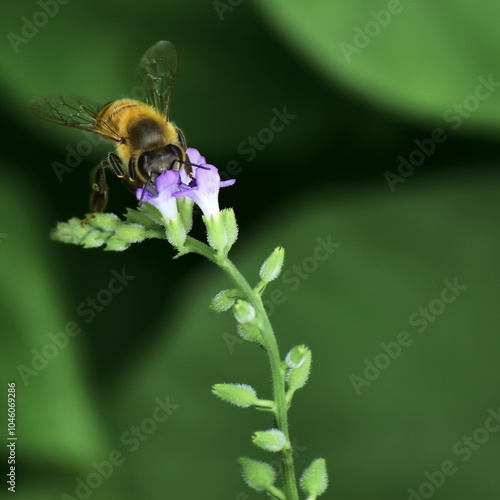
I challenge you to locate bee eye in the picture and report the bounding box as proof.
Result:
[137,152,149,178]
[176,128,187,151]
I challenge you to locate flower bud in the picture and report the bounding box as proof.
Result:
[115,223,148,243]
[164,214,187,249]
[83,230,111,248]
[139,199,167,226]
[104,238,131,251]
[237,323,264,346]
[92,213,122,230]
[286,349,311,392]
[239,457,276,492]
[212,383,259,408]
[300,458,328,497]
[285,345,309,369]
[203,214,227,253]
[252,429,288,452]
[125,206,162,229]
[176,196,194,233]
[210,289,237,313]
[259,247,285,283]
[233,300,256,324]
[222,208,238,251]
[52,218,90,244]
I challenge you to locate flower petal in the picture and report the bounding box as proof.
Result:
[173,164,222,219]
[136,170,181,221]
[186,148,206,166]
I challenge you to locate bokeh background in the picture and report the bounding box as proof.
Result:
[1,1,500,498]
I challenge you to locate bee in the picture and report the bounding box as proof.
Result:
[30,41,190,213]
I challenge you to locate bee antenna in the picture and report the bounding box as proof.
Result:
[180,160,209,171]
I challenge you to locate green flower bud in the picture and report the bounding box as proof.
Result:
[259,247,285,283]
[212,383,259,408]
[125,207,163,230]
[176,196,194,233]
[51,209,167,251]
[203,214,227,252]
[115,223,148,243]
[82,230,110,248]
[239,457,276,492]
[300,458,328,497]
[164,214,187,249]
[233,300,256,324]
[237,323,264,346]
[210,289,238,313]
[51,218,90,244]
[91,213,122,231]
[252,429,288,452]
[137,201,164,226]
[222,208,238,251]
[286,349,312,392]
[285,345,309,369]
[104,238,131,252]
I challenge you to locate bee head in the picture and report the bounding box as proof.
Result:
[136,144,185,197]
[138,144,185,177]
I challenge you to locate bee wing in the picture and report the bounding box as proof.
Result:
[29,95,123,142]
[134,40,178,120]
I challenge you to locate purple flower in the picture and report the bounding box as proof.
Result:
[136,169,181,222]
[135,147,235,228]
[174,148,235,219]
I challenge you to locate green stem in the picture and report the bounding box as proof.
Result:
[185,237,299,500]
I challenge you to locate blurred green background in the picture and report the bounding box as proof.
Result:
[1,0,500,498]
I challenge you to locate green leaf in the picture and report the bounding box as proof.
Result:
[253,0,500,129]
[0,170,113,493]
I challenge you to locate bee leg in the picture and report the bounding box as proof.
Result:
[81,161,109,224]
[128,157,136,181]
[89,161,109,213]
[108,153,125,178]
[108,153,142,195]
[180,156,195,183]
[185,162,194,181]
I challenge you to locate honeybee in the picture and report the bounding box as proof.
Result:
[30,41,190,212]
